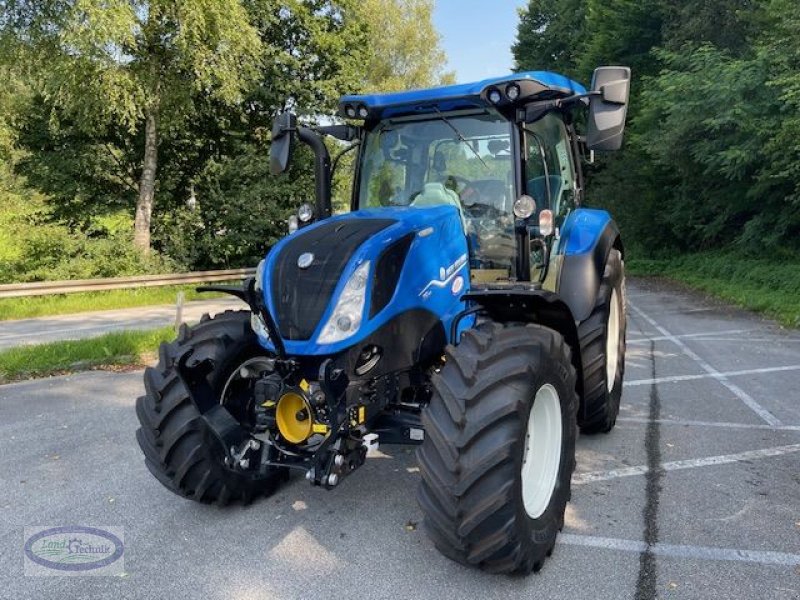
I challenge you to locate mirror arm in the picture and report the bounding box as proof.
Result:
[521,91,600,123]
[297,126,333,219]
[315,124,360,142]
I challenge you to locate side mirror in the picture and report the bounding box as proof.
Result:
[270,112,296,175]
[586,66,631,152]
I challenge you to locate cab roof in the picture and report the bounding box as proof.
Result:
[339,71,587,120]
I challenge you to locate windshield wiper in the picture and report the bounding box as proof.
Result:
[431,107,488,170]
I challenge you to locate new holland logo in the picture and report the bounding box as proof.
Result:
[297,252,314,269]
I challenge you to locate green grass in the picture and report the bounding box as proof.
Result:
[627,251,800,328]
[0,326,174,382]
[0,284,227,321]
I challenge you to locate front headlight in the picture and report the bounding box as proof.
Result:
[251,259,269,340]
[317,260,370,344]
[254,259,265,292]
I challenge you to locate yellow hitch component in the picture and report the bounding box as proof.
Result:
[276,392,313,444]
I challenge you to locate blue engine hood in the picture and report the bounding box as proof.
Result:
[257,205,471,356]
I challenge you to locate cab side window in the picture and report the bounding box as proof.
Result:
[524,114,576,216]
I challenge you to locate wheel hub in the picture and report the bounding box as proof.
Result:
[606,288,620,392]
[521,384,562,519]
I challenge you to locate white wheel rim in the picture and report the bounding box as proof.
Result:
[606,288,620,392]
[521,384,562,519]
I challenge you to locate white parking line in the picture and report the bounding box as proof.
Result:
[628,304,782,427]
[633,337,800,344]
[572,443,800,484]
[627,328,754,343]
[624,364,800,387]
[618,416,800,433]
[559,533,800,566]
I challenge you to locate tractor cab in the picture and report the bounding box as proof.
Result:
[272,69,631,289]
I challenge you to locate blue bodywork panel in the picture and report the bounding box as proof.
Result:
[341,71,586,118]
[257,205,470,355]
[558,208,612,257]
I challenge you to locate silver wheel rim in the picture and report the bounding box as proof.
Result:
[521,384,563,519]
[606,288,620,392]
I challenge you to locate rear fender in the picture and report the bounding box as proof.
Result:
[555,209,623,323]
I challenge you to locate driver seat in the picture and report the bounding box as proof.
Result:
[411,182,467,229]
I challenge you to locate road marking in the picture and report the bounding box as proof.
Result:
[632,337,800,344]
[628,304,782,427]
[618,416,800,433]
[573,443,800,484]
[559,533,800,566]
[624,364,800,387]
[627,328,754,343]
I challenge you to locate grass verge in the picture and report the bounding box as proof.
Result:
[0,284,228,321]
[627,251,800,328]
[0,326,174,383]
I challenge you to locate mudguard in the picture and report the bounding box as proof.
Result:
[553,208,622,323]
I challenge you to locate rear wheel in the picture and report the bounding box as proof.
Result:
[135,310,287,505]
[577,248,626,434]
[416,323,578,574]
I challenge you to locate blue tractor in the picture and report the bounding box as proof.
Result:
[136,67,631,574]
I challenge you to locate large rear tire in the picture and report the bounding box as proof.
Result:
[135,310,287,505]
[416,323,578,574]
[577,248,626,434]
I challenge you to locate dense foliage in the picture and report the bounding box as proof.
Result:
[514,0,800,256]
[0,0,449,281]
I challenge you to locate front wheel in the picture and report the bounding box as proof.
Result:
[135,310,287,505]
[416,323,578,574]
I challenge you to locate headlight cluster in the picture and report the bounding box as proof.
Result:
[288,203,314,234]
[317,260,370,344]
[250,259,270,340]
[486,83,522,105]
[297,203,314,223]
[343,103,369,120]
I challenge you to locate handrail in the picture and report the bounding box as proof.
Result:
[0,268,255,298]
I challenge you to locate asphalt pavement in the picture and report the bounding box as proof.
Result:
[0,297,244,350]
[1,278,799,599]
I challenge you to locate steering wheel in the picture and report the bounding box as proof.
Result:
[445,175,481,203]
[463,201,503,219]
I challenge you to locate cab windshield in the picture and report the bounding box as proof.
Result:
[356,110,518,280]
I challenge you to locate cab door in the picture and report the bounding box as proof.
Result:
[522,112,579,286]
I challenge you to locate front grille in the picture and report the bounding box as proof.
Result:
[271,218,395,340]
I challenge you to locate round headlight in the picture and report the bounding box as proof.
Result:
[513,194,536,219]
[506,83,521,101]
[487,88,502,104]
[344,104,356,118]
[357,105,369,119]
[297,203,314,223]
[288,215,299,234]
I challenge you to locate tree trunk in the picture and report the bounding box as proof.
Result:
[134,107,158,254]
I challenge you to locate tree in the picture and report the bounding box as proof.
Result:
[2,0,263,253]
[513,0,587,79]
[577,0,664,81]
[357,0,454,92]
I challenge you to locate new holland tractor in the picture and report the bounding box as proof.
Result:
[136,67,631,574]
